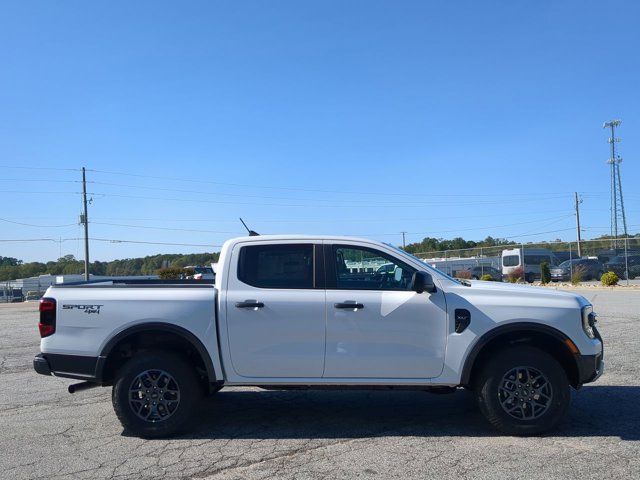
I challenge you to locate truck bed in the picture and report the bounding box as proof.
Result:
[51,279,215,288]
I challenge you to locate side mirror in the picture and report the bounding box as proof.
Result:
[412,271,436,294]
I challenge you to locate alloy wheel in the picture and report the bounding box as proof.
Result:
[498,366,553,420]
[128,369,181,422]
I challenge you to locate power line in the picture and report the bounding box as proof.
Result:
[0,237,220,247]
[0,165,80,172]
[0,190,80,195]
[88,168,576,199]
[87,208,574,224]
[508,215,574,238]
[86,180,584,206]
[0,178,80,183]
[361,215,575,239]
[401,215,575,236]
[92,222,242,234]
[505,228,576,239]
[86,238,221,247]
[86,191,570,208]
[0,238,61,243]
[0,218,76,228]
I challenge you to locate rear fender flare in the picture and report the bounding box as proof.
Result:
[97,322,217,383]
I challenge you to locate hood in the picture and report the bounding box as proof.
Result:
[550,266,569,272]
[442,280,589,334]
[449,279,589,309]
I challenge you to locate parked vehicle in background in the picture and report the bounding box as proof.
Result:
[596,249,640,264]
[34,235,604,438]
[501,248,557,283]
[426,257,501,278]
[11,289,24,302]
[469,266,502,281]
[25,291,44,301]
[185,266,215,280]
[376,263,396,275]
[553,251,582,264]
[550,259,603,282]
[604,255,640,280]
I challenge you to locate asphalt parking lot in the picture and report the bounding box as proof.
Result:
[1,289,639,480]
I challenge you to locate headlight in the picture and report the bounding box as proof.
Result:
[581,305,597,339]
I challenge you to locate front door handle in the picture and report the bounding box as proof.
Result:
[235,301,264,309]
[334,302,364,310]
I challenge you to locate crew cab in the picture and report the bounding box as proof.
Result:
[33,235,604,437]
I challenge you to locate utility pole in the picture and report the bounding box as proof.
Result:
[401,231,407,248]
[574,192,582,257]
[81,167,90,281]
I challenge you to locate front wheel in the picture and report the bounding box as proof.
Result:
[475,346,570,436]
[112,351,202,438]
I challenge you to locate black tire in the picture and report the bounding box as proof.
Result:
[112,351,203,438]
[475,346,570,436]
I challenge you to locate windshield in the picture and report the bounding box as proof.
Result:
[193,267,213,274]
[503,255,519,267]
[558,260,578,268]
[383,243,462,283]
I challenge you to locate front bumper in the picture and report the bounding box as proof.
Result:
[576,326,604,385]
[576,353,604,384]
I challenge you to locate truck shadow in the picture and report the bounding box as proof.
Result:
[173,384,640,441]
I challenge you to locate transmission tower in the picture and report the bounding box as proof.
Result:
[603,119,628,247]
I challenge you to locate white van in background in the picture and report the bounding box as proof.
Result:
[502,248,557,282]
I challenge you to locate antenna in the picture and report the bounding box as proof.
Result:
[239,218,260,236]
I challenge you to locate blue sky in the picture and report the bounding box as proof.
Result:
[0,1,638,262]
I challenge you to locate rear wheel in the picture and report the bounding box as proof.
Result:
[475,346,570,436]
[112,351,202,438]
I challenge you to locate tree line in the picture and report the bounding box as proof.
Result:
[402,236,517,255]
[0,252,220,281]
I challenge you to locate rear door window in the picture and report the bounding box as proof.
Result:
[238,244,314,289]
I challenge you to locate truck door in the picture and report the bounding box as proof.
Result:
[225,242,326,378]
[323,243,447,379]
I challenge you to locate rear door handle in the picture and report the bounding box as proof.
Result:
[334,302,364,310]
[235,301,264,309]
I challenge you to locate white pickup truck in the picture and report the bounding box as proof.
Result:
[34,235,603,438]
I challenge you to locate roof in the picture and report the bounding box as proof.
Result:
[227,234,385,244]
